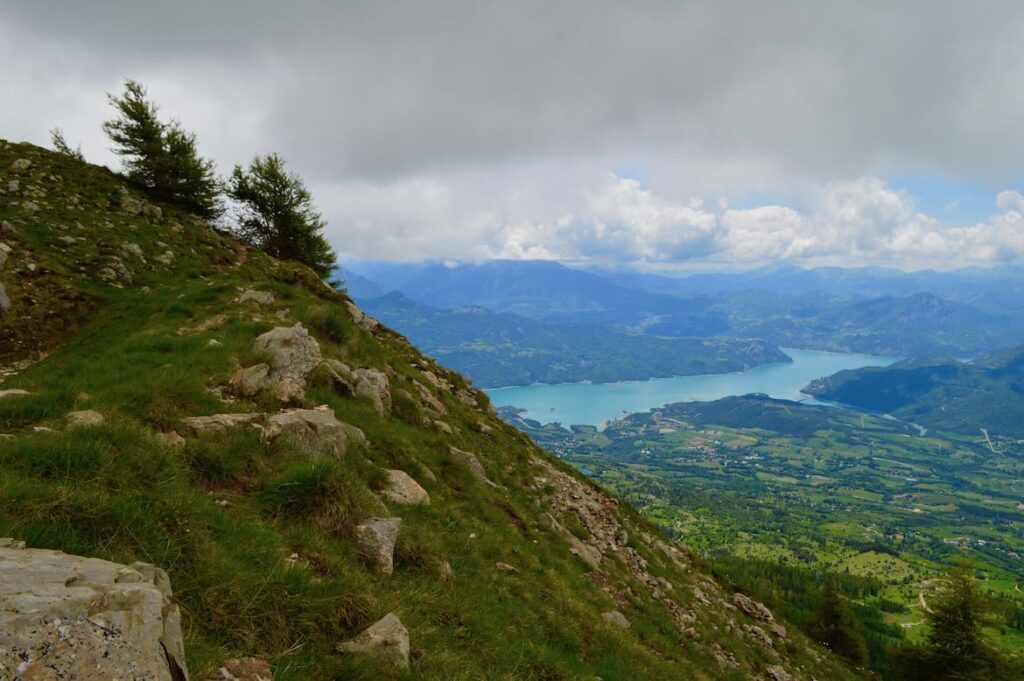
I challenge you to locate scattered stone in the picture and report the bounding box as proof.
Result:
[322,359,356,396]
[337,612,409,668]
[477,421,493,435]
[744,623,774,650]
[0,283,10,312]
[192,314,228,333]
[765,664,794,681]
[208,339,222,347]
[263,406,364,458]
[548,514,603,569]
[381,469,430,505]
[206,658,273,680]
[449,446,493,486]
[712,643,741,670]
[181,412,264,434]
[156,431,186,448]
[6,180,19,193]
[731,592,776,624]
[0,389,30,399]
[495,562,517,572]
[0,242,11,269]
[154,250,174,265]
[417,462,438,483]
[237,289,275,306]
[10,158,31,172]
[432,419,452,434]
[455,389,478,407]
[120,242,144,260]
[66,409,104,428]
[0,543,188,680]
[353,367,391,415]
[253,323,321,402]
[601,610,631,629]
[355,518,402,575]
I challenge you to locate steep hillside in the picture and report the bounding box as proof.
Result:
[357,291,789,388]
[0,141,854,680]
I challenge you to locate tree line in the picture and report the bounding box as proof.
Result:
[53,80,336,278]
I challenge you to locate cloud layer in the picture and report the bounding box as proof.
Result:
[2,1,1023,269]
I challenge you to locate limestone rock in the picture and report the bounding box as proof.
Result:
[253,323,321,402]
[766,664,794,681]
[120,242,144,260]
[237,289,275,306]
[322,358,356,395]
[0,388,30,400]
[10,158,32,172]
[381,469,430,506]
[602,610,631,629]
[353,367,391,415]
[337,612,409,668]
[263,406,364,458]
[0,542,188,680]
[449,446,493,486]
[181,412,264,434]
[155,250,174,265]
[355,517,401,575]
[206,658,273,680]
[66,409,104,428]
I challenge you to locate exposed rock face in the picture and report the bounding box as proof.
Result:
[0,542,188,680]
[381,469,430,506]
[66,409,104,428]
[353,368,391,415]
[180,413,264,434]
[252,323,321,402]
[337,612,409,668]
[355,517,402,575]
[602,610,631,629]
[344,300,379,333]
[237,289,275,306]
[263,407,364,458]
[449,446,492,486]
[205,658,273,680]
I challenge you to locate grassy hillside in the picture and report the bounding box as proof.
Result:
[357,291,790,388]
[0,140,855,679]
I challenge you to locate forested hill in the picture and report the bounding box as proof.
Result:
[0,140,855,679]
[805,346,1024,436]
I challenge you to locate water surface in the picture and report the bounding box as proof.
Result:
[484,348,896,427]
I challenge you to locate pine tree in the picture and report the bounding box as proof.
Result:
[810,577,869,666]
[228,154,337,277]
[102,80,222,219]
[49,128,84,161]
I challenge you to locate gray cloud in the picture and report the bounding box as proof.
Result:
[3,1,1024,268]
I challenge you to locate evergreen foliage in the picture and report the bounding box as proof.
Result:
[102,80,222,219]
[228,153,336,277]
[810,577,869,666]
[49,127,84,161]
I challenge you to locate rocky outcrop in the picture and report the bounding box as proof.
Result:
[251,323,321,402]
[344,300,379,333]
[181,412,264,434]
[229,364,271,399]
[205,658,273,680]
[337,612,409,668]
[355,517,402,575]
[262,406,365,458]
[0,542,188,680]
[380,469,430,506]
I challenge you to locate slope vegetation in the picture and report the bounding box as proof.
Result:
[0,141,853,680]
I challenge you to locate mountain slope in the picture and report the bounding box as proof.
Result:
[806,346,1024,436]
[357,291,790,388]
[0,141,854,679]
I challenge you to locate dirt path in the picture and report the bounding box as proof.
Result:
[980,428,999,454]
[918,591,932,614]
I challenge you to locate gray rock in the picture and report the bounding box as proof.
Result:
[449,446,493,486]
[322,358,356,395]
[237,289,275,306]
[10,158,31,172]
[156,431,186,448]
[0,242,11,269]
[66,409,104,428]
[602,610,631,629]
[120,242,144,260]
[355,517,402,575]
[337,612,409,668]
[229,363,271,398]
[0,283,10,312]
[0,389,30,400]
[381,469,430,506]
[731,592,775,623]
[345,300,379,332]
[766,664,794,681]
[263,406,364,458]
[154,250,174,265]
[253,323,321,402]
[0,542,188,680]
[353,367,391,415]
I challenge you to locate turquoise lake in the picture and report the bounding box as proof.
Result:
[483,348,897,427]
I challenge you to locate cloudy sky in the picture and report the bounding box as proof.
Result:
[3,1,1024,271]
